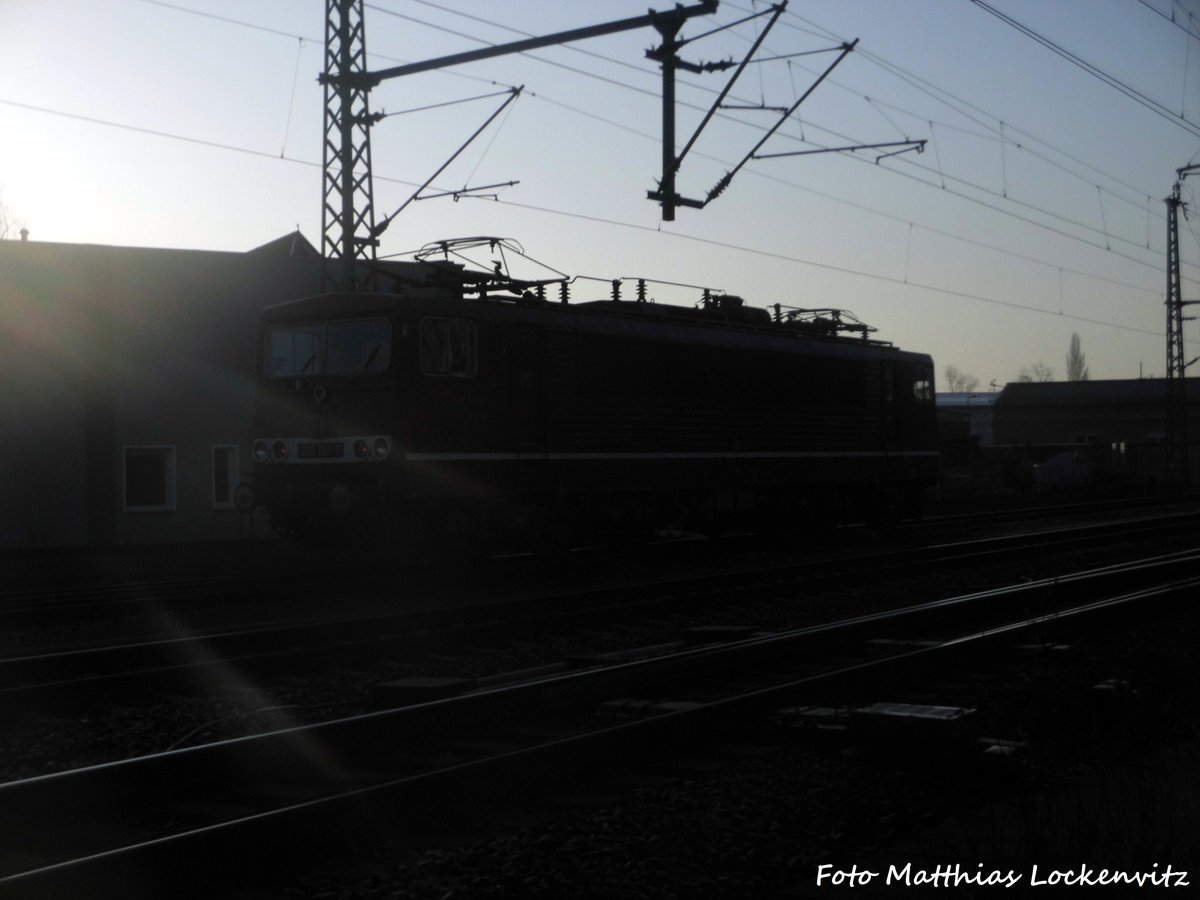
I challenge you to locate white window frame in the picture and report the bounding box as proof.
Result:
[123,445,177,513]
[212,445,239,510]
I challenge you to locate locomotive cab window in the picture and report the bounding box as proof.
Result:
[894,362,934,404]
[326,319,391,375]
[421,317,476,377]
[912,365,934,402]
[264,324,322,377]
[263,318,391,377]
[916,374,936,403]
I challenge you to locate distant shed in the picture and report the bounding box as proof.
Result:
[936,391,997,447]
[991,378,1200,484]
[992,379,1200,446]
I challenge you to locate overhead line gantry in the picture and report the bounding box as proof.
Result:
[320,0,718,291]
[319,1,896,293]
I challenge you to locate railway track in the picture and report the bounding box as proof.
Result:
[2,509,1197,721]
[3,492,1193,610]
[1,546,1197,898]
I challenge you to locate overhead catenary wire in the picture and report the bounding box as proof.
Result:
[394,0,1044,196]
[766,2,1176,206]
[138,0,1176,232]
[280,36,305,157]
[0,93,1177,343]
[758,49,1182,266]
[533,82,1167,298]
[143,0,1185,280]
[489,193,1169,339]
[744,14,1172,229]
[860,93,1166,222]
[971,0,1200,138]
[394,1,1184,274]
[368,2,1118,246]
[99,6,1200,264]
[1139,0,1200,42]
[22,3,1199,335]
[13,4,1192,294]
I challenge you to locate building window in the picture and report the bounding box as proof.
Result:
[123,446,176,512]
[213,445,239,509]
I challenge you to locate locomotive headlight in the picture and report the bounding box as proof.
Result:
[271,440,289,462]
[253,441,269,463]
[373,437,390,460]
[353,438,370,461]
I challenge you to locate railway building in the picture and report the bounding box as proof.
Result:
[1,233,330,548]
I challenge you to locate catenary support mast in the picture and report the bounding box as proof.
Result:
[321,1,719,291]
[1166,164,1200,484]
[322,0,377,292]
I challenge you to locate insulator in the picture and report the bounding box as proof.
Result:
[707,172,733,202]
[560,282,570,304]
[637,279,647,303]
[612,280,621,302]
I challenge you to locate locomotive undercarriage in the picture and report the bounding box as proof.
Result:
[253,460,931,552]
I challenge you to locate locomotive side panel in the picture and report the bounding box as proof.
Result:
[544,313,897,475]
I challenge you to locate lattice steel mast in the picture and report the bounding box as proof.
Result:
[322,0,378,292]
[1166,164,1200,484]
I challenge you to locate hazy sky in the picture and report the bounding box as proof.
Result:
[3,0,1200,388]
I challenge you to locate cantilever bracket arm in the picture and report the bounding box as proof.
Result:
[647,2,786,220]
[322,1,718,89]
[754,138,926,163]
[372,87,523,238]
[671,2,787,174]
[702,38,858,206]
[416,180,521,202]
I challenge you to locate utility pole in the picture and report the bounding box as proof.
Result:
[1165,164,1200,485]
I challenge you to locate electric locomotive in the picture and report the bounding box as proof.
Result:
[239,239,938,546]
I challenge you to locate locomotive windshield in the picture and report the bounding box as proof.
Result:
[263,318,391,377]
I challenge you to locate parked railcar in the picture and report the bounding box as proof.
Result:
[239,242,938,546]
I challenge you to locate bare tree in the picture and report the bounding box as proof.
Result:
[1017,362,1055,383]
[1066,332,1089,381]
[1,189,25,240]
[943,364,980,392]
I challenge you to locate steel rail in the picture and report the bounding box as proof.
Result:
[2,512,1197,708]
[1,549,1197,896]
